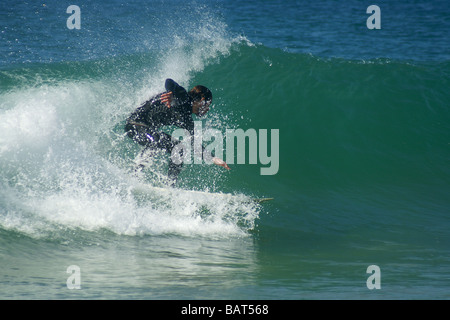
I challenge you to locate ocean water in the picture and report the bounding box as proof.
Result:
[1,0,449,300]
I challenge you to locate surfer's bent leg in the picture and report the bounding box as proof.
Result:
[155,132,184,185]
[125,123,183,184]
[125,123,160,172]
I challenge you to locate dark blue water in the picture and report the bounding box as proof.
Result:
[222,0,450,61]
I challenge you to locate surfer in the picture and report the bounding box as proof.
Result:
[125,78,230,185]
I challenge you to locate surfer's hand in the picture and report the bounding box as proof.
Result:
[213,157,230,170]
[161,92,172,108]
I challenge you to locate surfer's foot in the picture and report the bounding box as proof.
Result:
[167,173,178,187]
[169,179,177,188]
[167,162,182,187]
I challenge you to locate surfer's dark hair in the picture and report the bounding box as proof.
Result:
[189,85,212,102]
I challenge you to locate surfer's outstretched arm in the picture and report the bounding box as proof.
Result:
[212,157,230,170]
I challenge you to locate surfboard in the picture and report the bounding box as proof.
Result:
[132,183,273,204]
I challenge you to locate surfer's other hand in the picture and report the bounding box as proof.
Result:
[213,157,230,170]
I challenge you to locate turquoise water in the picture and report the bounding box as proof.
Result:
[1,0,449,299]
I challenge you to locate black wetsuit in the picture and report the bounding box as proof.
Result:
[125,79,197,182]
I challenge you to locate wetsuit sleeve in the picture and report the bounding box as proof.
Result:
[165,79,189,103]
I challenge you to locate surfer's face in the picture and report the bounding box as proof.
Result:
[192,98,211,117]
